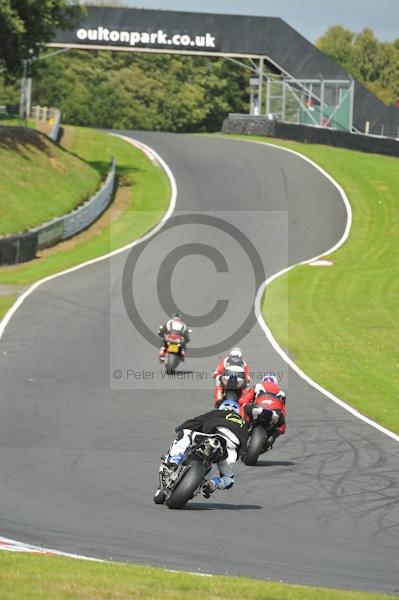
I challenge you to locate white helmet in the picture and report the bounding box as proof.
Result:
[229,347,242,359]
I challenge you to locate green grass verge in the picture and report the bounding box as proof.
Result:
[0,126,169,295]
[0,126,101,235]
[222,134,399,433]
[0,294,17,318]
[0,553,395,600]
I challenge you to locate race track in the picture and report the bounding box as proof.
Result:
[1,133,398,594]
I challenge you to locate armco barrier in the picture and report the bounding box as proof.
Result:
[62,158,115,240]
[32,157,116,246]
[30,106,61,142]
[0,158,116,265]
[0,232,38,265]
[49,109,61,142]
[221,115,399,158]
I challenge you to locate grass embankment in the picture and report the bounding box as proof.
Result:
[228,136,398,433]
[0,126,100,235]
[0,125,170,318]
[0,553,396,600]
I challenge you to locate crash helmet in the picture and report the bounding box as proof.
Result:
[229,347,242,359]
[263,373,278,385]
[172,312,182,320]
[218,399,240,414]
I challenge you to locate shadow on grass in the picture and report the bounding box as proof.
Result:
[0,126,51,157]
[58,128,143,180]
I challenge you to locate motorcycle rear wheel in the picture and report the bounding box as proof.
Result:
[243,426,265,466]
[165,352,179,373]
[166,461,207,509]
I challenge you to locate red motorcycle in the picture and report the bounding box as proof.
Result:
[243,395,286,466]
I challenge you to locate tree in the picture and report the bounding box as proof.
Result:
[316,26,359,76]
[0,0,83,76]
[317,25,399,105]
[31,50,249,132]
[352,28,380,81]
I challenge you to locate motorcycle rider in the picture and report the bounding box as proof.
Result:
[239,374,286,450]
[157,313,190,362]
[165,399,248,497]
[212,347,251,406]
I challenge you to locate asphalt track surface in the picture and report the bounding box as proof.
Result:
[1,133,399,594]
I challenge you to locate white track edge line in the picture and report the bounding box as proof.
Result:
[0,133,177,559]
[0,134,178,561]
[245,138,399,443]
[0,135,177,341]
[0,536,105,561]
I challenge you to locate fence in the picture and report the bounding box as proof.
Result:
[262,74,354,132]
[0,158,116,265]
[364,121,399,140]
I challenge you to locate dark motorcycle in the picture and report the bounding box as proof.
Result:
[243,397,284,466]
[154,433,225,509]
[163,332,185,373]
[219,369,246,402]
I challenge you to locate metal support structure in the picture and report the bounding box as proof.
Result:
[319,78,325,126]
[282,79,287,122]
[348,78,354,132]
[17,48,72,123]
[19,59,28,120]
[26,77,32,118]
[257,57,264,115]
[264,73,355,131]
[266,76,271,117]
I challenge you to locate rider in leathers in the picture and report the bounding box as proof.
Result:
[158,313,190,361]
[239,374,286,449]
[165,399,248,497]
[212,347,251,406]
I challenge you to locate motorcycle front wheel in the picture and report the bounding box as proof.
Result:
[153,488,166,504]
[166,461,207,509]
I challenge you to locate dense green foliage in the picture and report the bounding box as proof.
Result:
[28,50,248,132]
[316,26,399,105]
[0,0,82,76]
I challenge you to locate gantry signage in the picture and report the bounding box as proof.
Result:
[51,6,284,58]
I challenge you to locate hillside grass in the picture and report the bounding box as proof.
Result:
[0,126,170,317]
[0,552,396,600]
[0,126,101,235]
[223,135,399,433]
